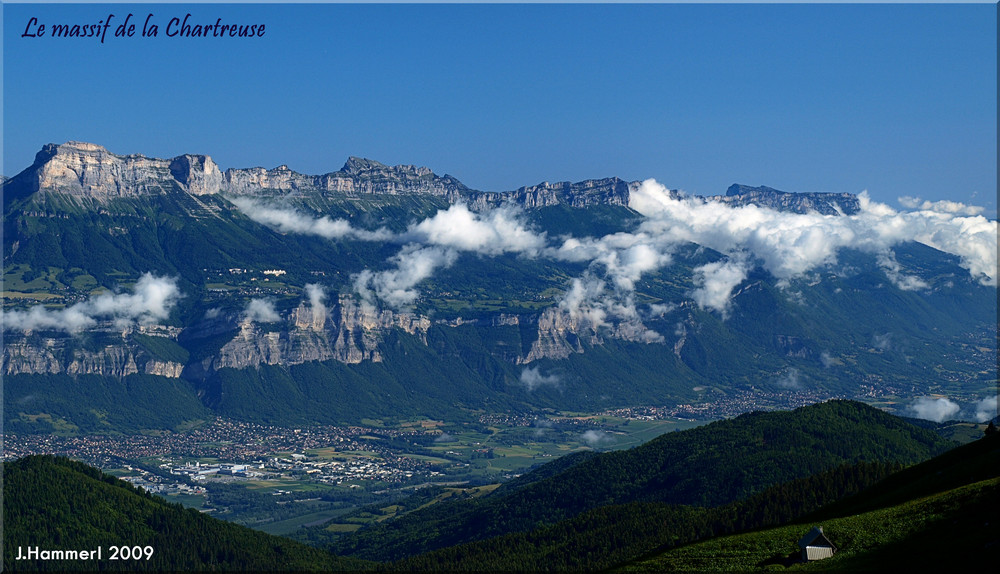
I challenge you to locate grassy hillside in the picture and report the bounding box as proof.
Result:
[395,430,998,572]
[619,433,1000,572]
[619,477,998,572]
[393,461,902,571]
[2,455,366,571]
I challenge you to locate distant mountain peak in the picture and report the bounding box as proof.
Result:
[726,183,786,197]
[341,156,435,179]
[3,141,222,202]
[6,142,860,215]
[341,156,389,174]
[715,183,860,215]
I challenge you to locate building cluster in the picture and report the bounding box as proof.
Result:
[152,453,438,487]
[603,389,861,422]
[3,418,433,470]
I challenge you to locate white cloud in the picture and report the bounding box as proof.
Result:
[304,283,327,322]
[404,203,546,256]
[580,429,613,447]
[354,245,457,308]
[243,298,281,323]
[557,274,610,328]
[690,257,749,316]
[631,180,997,292]
[872,333,893,351]
[648,303,677,317]
[342,204,546,309]
[230,197,392,241]
[910,396,961,423]
[973,396,997,422]
[898,196,985,216]
[2,274,181,334]
[519,366,561,391]
[775,367,803,389]
[876,251,930,292]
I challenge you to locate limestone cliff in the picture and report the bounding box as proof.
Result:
[467,177,631,210]
[520,308,592,363]
[519,305,663,363]
[7,141,223,200]
[710,184,860,215]
[211,295,431,369]
[223,157,470,199]
[2,301,667,377]
[5,143,862,218]
[2,334,184,379]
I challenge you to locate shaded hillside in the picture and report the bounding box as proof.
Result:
[2,455,365,571]
[393,461,902,571]
[327,400,955,562]
[805,428,1000,520]
[397,429,999,572]
[620,477,998,572]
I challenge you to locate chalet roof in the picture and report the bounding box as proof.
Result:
[798,526,837,550]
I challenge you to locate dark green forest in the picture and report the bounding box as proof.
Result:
[315,401,955,562]
[2,455,368,571]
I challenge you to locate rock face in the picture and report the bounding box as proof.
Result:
[468,177,631,210]
[222,157,470,199]
[519,306,662,363]
[169,154,224,196]
[10,143,470,202]
[2,335,183,379]
[521,308,593,363]
[211,295,431,370]
[710,184,861,215]
[1,292,660,378]
[6,143,862,218]
[3,341,64,375]
[12,141,223,199]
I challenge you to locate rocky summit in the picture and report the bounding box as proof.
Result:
[5,141,858,213]
[712,183,861,215]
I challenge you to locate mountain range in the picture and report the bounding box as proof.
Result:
[2,142,996,432]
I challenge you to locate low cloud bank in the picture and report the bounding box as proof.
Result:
[974,396,998,423]
[630,181,996,296]
[231,197,392,241]
[232,181,997,320]
[304,283,327,323]
[775,368,803,390]
[581,430,613,447]
[2,274,181,334]
[520,366,561,391]
[909,396,961,423]
[243,298,281,323]
[690,257,750,317]
[898,196,985,216]
[354,205,546,308]
[354,245,457,309]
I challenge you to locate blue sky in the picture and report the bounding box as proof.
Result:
[3,3,996,213]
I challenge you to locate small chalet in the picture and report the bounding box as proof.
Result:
[798,526,837,561]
